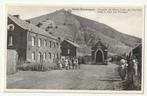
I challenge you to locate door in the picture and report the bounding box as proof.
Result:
[96,50,103,63]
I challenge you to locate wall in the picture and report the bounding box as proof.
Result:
[7,17,27,65]
[7,17,27,50]
[61,40,76,57]
[7,49,18,75]
[26,31,61,65]
[83,56,92,64]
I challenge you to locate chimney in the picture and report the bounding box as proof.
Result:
[13,15,20,19]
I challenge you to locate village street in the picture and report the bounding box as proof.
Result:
[7,63,125,90]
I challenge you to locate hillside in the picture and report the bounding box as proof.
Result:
[28,9,141,56]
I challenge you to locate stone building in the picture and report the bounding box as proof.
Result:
[7,14,61,74]
[60,39,79,57]
[91,40,108,65]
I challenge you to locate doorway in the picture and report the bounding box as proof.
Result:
[96,50,103,63]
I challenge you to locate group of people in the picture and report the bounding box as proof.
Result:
[119,56,139,80]
[56,56,80,70]
[119,56,140,89]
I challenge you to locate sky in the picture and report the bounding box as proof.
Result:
[7,5,144,38]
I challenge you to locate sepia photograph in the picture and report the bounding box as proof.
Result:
[6,5,144,92]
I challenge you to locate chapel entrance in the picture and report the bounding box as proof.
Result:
[96,50,103,63]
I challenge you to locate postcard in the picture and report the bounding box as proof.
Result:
[4,3,144,95]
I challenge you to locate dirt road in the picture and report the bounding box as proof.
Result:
[7,63,124,90]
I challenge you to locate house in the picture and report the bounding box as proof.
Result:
[60,39,79,57]
[132,44,142,64]
[127,44,142,71]
[130,44,142,79]
[91,39,108,65]
[7,14,61,74]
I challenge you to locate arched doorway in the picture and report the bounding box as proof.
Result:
[96,50,103,63]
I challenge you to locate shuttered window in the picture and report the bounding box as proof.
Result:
[49,52,51,59]
[43,53,46,61]
[31,36,35,46]
[38,52,41,62]
[32,52,35,61]
[49,40,51,48]
[38,38,41,47]
[44,39,47,47]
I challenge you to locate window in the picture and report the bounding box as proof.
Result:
[31,36,35,46]
[53,42,56,48]
[43,39,47,47]
[49,40,51,48]
[8,35,13,46]
[32,52,35,61]
[67,49,70,54]
[49,52,51,59]
[38,52,41,62]
[38,38,41,47]
[43,53,46,61]
[8,24,15,31]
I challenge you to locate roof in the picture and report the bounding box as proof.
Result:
[133,44,142,49]
[64,39,79,47]
[8,14,58,40]
[125,44,142,56]
[95,40,106,47]
[92,39,107,50]
[133,44,142,52]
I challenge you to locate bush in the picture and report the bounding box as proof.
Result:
[17,62,58,71]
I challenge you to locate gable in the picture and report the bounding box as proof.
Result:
[61,40,75,48]
[92,40,107,51]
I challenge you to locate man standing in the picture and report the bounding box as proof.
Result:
[65,57,69,70]
[119,58,128,80]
